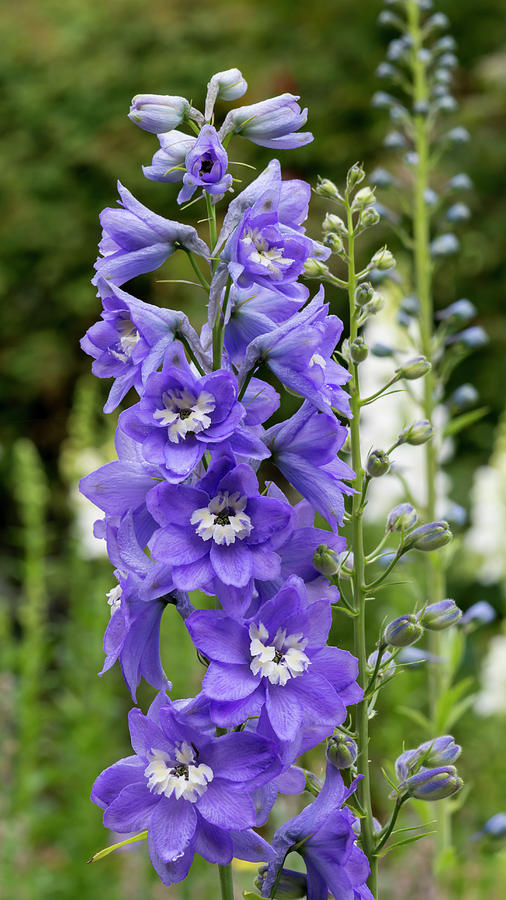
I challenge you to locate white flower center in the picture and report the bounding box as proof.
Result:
[106,584,122,615]
[242,227,294,278]
[111,316,140,361]
[310,352,327,370]
[190,491,252,546]
[144,741,213,803]
[153,388,215,443]
[249,622,310,686]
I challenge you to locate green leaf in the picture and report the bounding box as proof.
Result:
[396,705,431,731]
[443,407,488,438]
[445,693,477,730]
[377,830,437,858]
[243,893,263,899]
[435,677,474,731]
[87,830,148,863]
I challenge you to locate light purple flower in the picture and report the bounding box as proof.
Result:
[204,68,248,122]
[128,94,193,134]
[142,130,196,184]
[177,125,233,204]
[219,93,313,149]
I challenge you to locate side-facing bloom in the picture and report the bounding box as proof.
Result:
[91,699,278,886]
[177,125,233,204]
[128,94,193,134]
[93,182,209,287]
[259,761,373,900]
[147,455,293,602]
[142,130,197,184]
[265,402,355,528]
[219,93,313,149]
[187,576,361,740]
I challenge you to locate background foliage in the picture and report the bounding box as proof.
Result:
[1,1,505,897]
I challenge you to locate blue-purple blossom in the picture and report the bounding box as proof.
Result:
[128,94,193,134]
[260,762,373,900]
[142,130,197,184]
[92,182,210,287]
[395,735,461,781]
[219,93,313,149]
[223,283,303,366]
[177,125,233,204]
[265,401,355,528]
[147,455,293,602]
[91,698,278,886]
[187,575,361,740]
[402,766,463,801]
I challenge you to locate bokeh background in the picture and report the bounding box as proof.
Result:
[1,0,506,898]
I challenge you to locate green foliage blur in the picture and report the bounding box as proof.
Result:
[1,0,506,898]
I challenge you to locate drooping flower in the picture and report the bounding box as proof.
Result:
[92,182,210,287]
[142,130,197,184]
[177,125,233,204]
[219,94,313,149]
[91,698,279,886]
[128,94,194,134]
[187,575,361,740]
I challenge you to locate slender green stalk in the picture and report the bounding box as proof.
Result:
[184,249,210,290]
[218,862,235,900]
[344,195,378,896]
[205,193,218,272]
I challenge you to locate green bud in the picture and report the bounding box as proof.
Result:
[316,177,341,200]
[346,162,366,191]
[387,503,418,532]
[323,232,345,254]
[322,212,346,234]
[327,734,358,769]
[420,599,462,630]
[350,336,369,363]
[313,544,340,576]
[304,258,329,278]
[398,419,434,446]
[371,247,396,270]
[353,187,376,208]
[384,614,424,647]
[364,291,384,315]
[396,356,431,380]
[359,206,381,229]
[355,282,375,306]
[366,449,390,477]
[402,521,453,553]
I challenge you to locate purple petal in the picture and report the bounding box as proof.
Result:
[204,732,278,782]
[103,782,160,832]
[203,662,259,701]
[150,795,197,862]
[266,684,302,740]
[196,780,256,830]
[210,541,253,586]
[186,610,250,663]
[193,815,233,864]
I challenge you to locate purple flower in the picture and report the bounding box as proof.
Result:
[118,353,249,482]
[147,455,292,602]
[91,698,278,886]
[92,181,209,287]
[81,281,207,413]
[142,130,196,184]
[204,68,248,122]
[187,575,361,740]
[219,93,313,149]
[177,125,233,204]
[128,94,192,134]
[259,762,373,900]
[223,284,303,366]
[265,402,355,528]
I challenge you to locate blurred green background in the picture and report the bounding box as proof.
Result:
[1,0,506,898]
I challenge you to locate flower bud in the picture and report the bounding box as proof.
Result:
[420,599,462,630]
[359,206,381,229]
[371,342,394,357]
[346,163,365,191]
[367,648,395,679]
[350,337,369,364]
[437,298,477,326]
[255,867,307,899]
[313,544,339,577]
[370,247,396,270]
[323,232,345,254]
[448,384,479,413]
[384,130,407,149]
[384,614,424,648]
[355,282,375,306]
[304,258,329,279]
[434,35,456,53]
[322,212,346,234]
[129,94,191,134]
[395,748,420,781]
[316,177,341,200]
[364,292,385,315]
[460,601,496,629]
[400,295,420,316]
[452,326,488,350]
[398,419,434,446]
[446,203,471,223]
[402,521,452,552]
[367,450,390,478]
[447,126,470,144]
[353,187,376,207]
[376,62,397,80]
[413,99,430,117]
[396,356,431,380]
[387,503,418,533]
[482,813,506,839]
[370,167,394,188]
[419,735,462,767]
[327,734,358,769]
[404,766,463,801]
[449,173,473,191]
[430,233,460,257]
[426,12,450,30]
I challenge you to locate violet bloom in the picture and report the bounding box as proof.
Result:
[147,455,292,597]
[224,284,303,366]
[219,93,313,149]
[81,280,206,413]
[91,699,278,886]
[187,575,361,740]
[260,762,373,900]
[265,401,355,528]
[177,125,233,204]
[128,94,194,134]
[92,181,209,287]
[118,351,256,482]
[143,130,196,184]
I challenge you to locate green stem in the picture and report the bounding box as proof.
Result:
[218,863,235,900]
[184,249,210,290]
[212,277,232,370]
[205,193,218,272]
[375,795,408,854]
[345,196,378,896]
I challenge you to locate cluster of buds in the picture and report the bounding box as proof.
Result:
[395,736,463,802]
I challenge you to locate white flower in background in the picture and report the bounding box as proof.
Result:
[465,414,506,584]
[69,449,109,559]
[474,635,506,716]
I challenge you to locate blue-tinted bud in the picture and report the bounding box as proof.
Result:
[404,766,463,801]
[400,295,420,316]
[482,813,506,839]
[313,544,339,577]
[452,326,488,350]
[327,734,358,769]
[446,203,471,223]
[413,99,430,117]
[384,614,424,648]
[432,84,450,99]
[440,53,458,68]
[460,601,496,628]
[418,48,433,65]
[204,68,248,121]
[449,173,473,191]
[371,342,394,357]
[376,62,398,80]
[396,355,431,380]
[370,167,394,188]
[323,232,345,254]
[436,95,459,114]
[129,94,192,134]
[255,867,306,898]
[395,748,420,780]
[404,151,419,167]
[435,68,453,85]
[430,233,460,257]
[426,12,450,31]
[447,126,470,143]
[402,521,452,552]
[419,735,462,767]
[418,0,434,10]
[387,36,412,62]
[434,36,457,53]
[355,282,375,306]
[387,503,419,532]
[372,91,397,109]
[420,599,462,630]
[438,298,477,325]
[442,502,467,529]
[384,130,407,149]
[449,383,478,412]
[423,188,438,207]
[367,648,396,682]
[322,212,346,234]
[398,419,434,446]
[367,449,390,477]
[378,10,402,27]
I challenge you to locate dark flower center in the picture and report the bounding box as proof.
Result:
[172,764,190,780]
[215,512,231,525]
[274,650,284,664]
[179,408,191,420]
[200,156,214,175]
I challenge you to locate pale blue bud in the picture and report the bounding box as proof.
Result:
[204,69,248,121]
[402,521,452,552]
[129,94,191,134]
[384,614,424,648]
[398,419,434,446]
[449,173,473,191]
[430,233,460,257]
[404,766,463,801]
[460,601,496,628]
[420,599,462,630]
[387,503,418,532]
[447,126,470,143]
[446,203,471,223]
[449,384,479,412]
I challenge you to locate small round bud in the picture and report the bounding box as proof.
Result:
[460,601,496,629]
[370,167,394,188]
[384,614,424,648]
[376,62,397,80]
[327,734,358,769]
[402,521,453,553]
[436,96,459,114]
[481,813,506,839]
[404,151,419,167]
[398,419,434,446]
[316,177,341,200]
[449,383,479,413]
[387,503,418,532]
[355,282,375,306]
[447,126,470,144]
[440,53,458,68]
[438,298,477,326]
[413,99,430,116]
[448,173,473,191]
[404,766,463,801]
[366,450,390,478]
[370,247,396,270]
[396,356,431,380]
[313,544,340,577]
[452,326,488,350]
[435,67,452,85]
[424,187,439,207]
[353,187,376,208]
[430,233,460,257]
[350,337,369,363]
[446,202,471,223]
[347,163,365,191]
[304,258,329,278]
[323,232,345,254]
[359,207,381,229]
[372,90,396,109]
[322,212,346,234]
[420,599,462,630]
[426,12,450,30]
[443,502,467,529]
[384,130,407,149]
